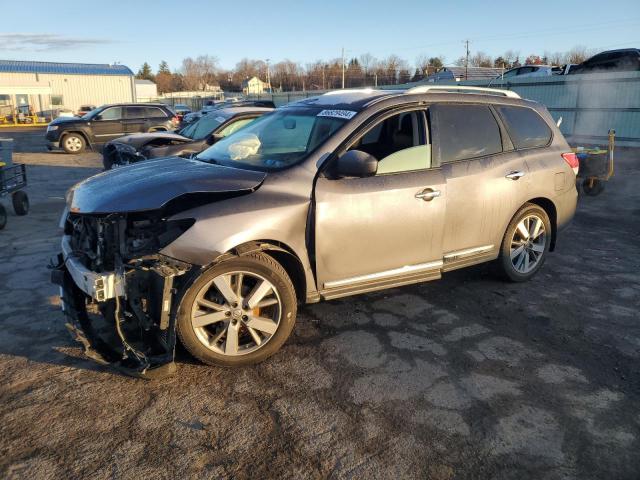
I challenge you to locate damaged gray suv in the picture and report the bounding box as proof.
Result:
[52,86,579,378]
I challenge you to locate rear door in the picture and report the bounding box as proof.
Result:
[90,106,124,142]
[314,109,446,293]
[431,103,530,261]
[145,106,171,130]
[123,106,148,134]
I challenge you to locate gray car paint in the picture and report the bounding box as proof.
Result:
[157,92,577,303]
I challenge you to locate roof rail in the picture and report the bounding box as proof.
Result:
[406,85,520,98]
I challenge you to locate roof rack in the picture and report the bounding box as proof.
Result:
[406,85,520,98]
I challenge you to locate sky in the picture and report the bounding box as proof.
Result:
[0,0,638,72]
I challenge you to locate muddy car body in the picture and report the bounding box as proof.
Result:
[101,107,273,169]
[52,86,578,378]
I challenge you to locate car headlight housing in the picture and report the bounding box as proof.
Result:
[47,125,58,131]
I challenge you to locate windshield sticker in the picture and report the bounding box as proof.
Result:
[317,109,357,120]
[215,116,226,123]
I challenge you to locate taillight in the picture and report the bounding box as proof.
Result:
[562,152,579,175]
[171,116,179,125]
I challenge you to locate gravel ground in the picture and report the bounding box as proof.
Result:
[0,132,639,479]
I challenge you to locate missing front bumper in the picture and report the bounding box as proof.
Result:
[50,252,191,379]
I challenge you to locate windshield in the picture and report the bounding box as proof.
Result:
[178,114,227,140]
[196,108,348,171]
[82,106,106,120]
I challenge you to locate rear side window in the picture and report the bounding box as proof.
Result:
[433,104,502,163]
[496,106,552,149]
[126,106,146,118]
[145,107,167,118]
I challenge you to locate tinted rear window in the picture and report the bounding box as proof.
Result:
[433,104,502,163]
[145,107,167,118]
[496,106,552,149]
[126,106,146,118]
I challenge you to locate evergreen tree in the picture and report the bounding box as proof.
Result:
[136,62,154,81]
[158,61,170,75]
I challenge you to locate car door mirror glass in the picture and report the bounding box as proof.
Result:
[335,150,378,178]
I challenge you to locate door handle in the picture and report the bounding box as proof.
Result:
[505,170,526,180]
[415,188,441,201]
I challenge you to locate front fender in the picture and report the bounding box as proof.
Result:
[161,187,316,297]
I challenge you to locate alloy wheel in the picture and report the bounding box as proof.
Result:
[509,214,547,274]
[190,271,282,356]
[65,136,83,152]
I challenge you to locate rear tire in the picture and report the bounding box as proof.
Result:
[12,191,29,215]
[498,203,551,282]
[0,204,6,230]
[582,178,605,196]
[177,253,297,367]
[62,133,86,154]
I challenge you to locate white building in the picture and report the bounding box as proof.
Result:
[0,60,135,117]
[135,79,158,102]
[242,76,270,95]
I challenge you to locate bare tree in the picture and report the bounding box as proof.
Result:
[470,51,493,67]
[181,55,219,91]
[359,53,375,76]
[546,51,565,66]
[566,46,590,64]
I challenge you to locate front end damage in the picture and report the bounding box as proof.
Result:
[51,212,195,378]
[103,142,147,167]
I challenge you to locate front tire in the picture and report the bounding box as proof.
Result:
[177,253,297,367]
[61,133,86,154]
[0,204,7,230]
[12,191,29,215]
[498,203,551,282]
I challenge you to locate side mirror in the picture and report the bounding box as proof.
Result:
[207,133,225,145]
[335,150,378,178]
[94,114,102,121]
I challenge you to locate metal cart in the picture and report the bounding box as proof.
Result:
[0,138,30,230]
[574,129,615,197]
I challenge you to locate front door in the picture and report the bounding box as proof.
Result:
[314,109,446,295]
[91,106,124,142]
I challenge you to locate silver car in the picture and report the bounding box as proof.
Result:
[52,86,578,378]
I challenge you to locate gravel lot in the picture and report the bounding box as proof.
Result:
[1,130,639,479]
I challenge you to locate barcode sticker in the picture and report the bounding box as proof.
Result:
[317,109,357,120]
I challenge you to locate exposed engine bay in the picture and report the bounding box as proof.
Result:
[102,134,204,169]
[52,211,195,378]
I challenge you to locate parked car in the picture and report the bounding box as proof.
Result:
[568,48,640,74]
[182,100,276,125]
[46,103,179,153]
[499,65,554,79]
[52,86,578,377]
[102,106,273,169]
[172,103,192,122]
[76,104,96,117]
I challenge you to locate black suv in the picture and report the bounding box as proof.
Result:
[569,48,640,74]
[46,103,178,154]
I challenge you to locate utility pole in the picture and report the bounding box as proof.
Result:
[341,47,345,89]
[265,58,271,92]
[464,39,470,80]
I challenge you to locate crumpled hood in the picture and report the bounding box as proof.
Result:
[68,157,266,214]
[113,132,191,149]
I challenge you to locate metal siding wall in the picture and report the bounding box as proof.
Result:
[453,72,640,145]
[0,72,134,112]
